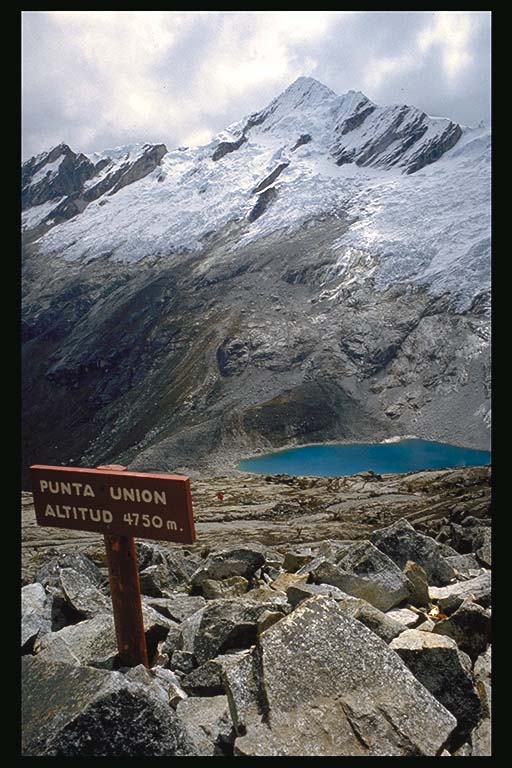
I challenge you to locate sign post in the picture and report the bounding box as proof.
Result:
[29,463,196,669]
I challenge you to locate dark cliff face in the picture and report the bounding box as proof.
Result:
[21,211,490,485]
[405,122,462,174]
[22,142,168,226]
[22,144,99,209]
[332,108,462,174]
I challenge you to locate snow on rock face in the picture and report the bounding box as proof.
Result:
[21,142,167,218]
[22,77,490,311]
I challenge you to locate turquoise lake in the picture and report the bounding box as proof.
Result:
[238,439,490,477]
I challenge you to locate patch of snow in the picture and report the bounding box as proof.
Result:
[21,197,66,230]
[25,82,490,313]
[29,155,65,186]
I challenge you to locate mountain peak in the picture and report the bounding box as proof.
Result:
[273,76,338,108]
[287,75,336,95]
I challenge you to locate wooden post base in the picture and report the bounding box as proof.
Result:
[103,534,149,669]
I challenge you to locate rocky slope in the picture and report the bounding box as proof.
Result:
[21,77,490,482]
[21,465,491,756]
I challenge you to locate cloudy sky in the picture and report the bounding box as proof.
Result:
[22,10,491,160]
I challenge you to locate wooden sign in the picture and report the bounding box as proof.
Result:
[30,463,197,669]
[30,464,196,544]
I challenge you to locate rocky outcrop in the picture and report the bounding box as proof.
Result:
[308,541,411,611]
[405,122,462,174]
[389,629,481,748]
[212,136,247,161]
[433,599,491,660]
[177,597,288,666]
[251,163,289,195]
[107,144,167,195]
[291,134,311,151]
[34,606,175,668]
[248,186,278,222]
[21,511,492,756]
[176,695,234,755]
[21,144,98,209]
[216,337,251,376]
[22,656,195,756]
[403,561,430,607]
[371,518,456,585]
[332,105,461,175]
[336,104,376,135]
[429,572,491,614]
[230,596,456,756]
[59,567,110,618]
[191,548,265,587]
[22,142,167,226]
[22,583,53,651]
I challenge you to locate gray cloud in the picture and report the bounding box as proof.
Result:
[22,11,491,160]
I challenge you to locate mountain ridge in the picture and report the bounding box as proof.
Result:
[21,76,490,483]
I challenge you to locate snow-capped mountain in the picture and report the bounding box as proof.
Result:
[21,77,490,480]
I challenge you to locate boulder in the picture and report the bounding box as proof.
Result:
[222,650,259,734]
[170,650,196,675]
[389,629,481,748]
[148,666,188,708]
[156,619,181,664]
[433,599,491,660]
[403,561,430,607]
[452,742,472,756]
[444,553,483,579]
[315,540,356,561]
[371,519,456,586]
[230,596,456,756]
[257,610,284,635]
[449,522,490,556]
[22,583,52,651]
[139,564,172,597]
[34,605,176,669]
[243,587,289,605]
[191,549,265,587]
[136,542,201,588]
[429,572,491,614]
[22,656,193,756]
[385,607,421,629]
[345,600,405,643]
[286,582,354,608]
[36,553,103,589]
[417,616,436,632]
[471,717,491,756]
[476,533,491,568]
[143,594,206,623]
[282,549,314,572]
[296,554,331,577]
[176,695,234,756]
[437,542,459,558]
[181,653,244,696]
[474,645,492,690]
[177,597,287,666]
[287,583,403,642]
[34,614,118,668]
[201,576,249,599]
[309,542,411,611]
[270,571,309,593]
[59,568,111,618]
